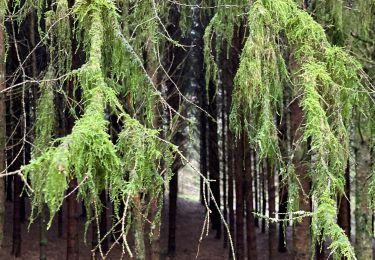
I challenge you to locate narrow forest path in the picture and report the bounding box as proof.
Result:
[161,197,293,260]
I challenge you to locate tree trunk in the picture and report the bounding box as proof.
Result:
[267,160,276,259]
[208,80,221,239]
[338,163,350,238]
[290,100,311,260]
[40,206,48,260]
[278,181,288,252]
[235,131,245,260]
[12,174,22,257]
[221,84,227,248]
[245,144,257,260]
[0,8,6,248]
[133,194,145,260]
[168,170,178,255]
[66,179,79,260]
[354,121,372,260]
[200,80,208,206]
[254,154,259,228]
[261,161,266,234]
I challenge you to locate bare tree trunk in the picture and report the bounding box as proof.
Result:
[261,161,266,234]
[208,80,221,239]
[221,84,228,248]
[67,179,79,260]
[267,160,276,259]
[338,163,350,238]
[12,174,22,257]
[290,100,311,260]
[200,81,208,206]
[354,117,372,260]
[235,131,245,260]
[254,154,259,228]
[168,170,178,256]
[245,144,257,260]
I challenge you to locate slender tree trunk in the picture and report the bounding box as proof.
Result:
[221,84,228,248]
[267,160,276,259]
[67,2,79,258]
[261,161,266,234]
[40,206,48,260]
[208,80,221,239]
[338,163,350,238]
[235,131,245,260]
[168,169,178,255]
[244,143,257,260]
[278,180,288,252]
[354,119,372,260]
[290,100,311,260]
[254,154,259,228]
[12,174,22,257]
[200,82,208,206]
[67,179,79,260]
[227,95,235,259]
[133,194,145,260]
[277,94,289,253]
[0,8,6,248]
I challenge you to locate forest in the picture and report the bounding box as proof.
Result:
[0,0,374,259]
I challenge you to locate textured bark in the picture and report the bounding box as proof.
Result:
[0,9,6,248]
[245,144,257,260]
[235,132,245,260]
[267,160,276,259]
[133,194,145,260]
[290,100,311,260]
[148,198,161,260]
[354,129,372,260]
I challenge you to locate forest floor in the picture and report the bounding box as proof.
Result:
[0,197,297,260]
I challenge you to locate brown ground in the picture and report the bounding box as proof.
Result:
[0,197,296,260]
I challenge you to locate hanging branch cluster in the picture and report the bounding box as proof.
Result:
[205,0,366,259]
[12,0,176,255]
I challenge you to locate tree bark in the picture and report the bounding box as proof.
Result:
[208,79,221,239]
[354,121,372,260]
[267,160,276,259]
[338,163,350,239]
[66,179,79,260]
[221,84,227,248]
[261,161,266,234]
[290,100,311,260]
[245,144,257,260]
[235,132,245,260]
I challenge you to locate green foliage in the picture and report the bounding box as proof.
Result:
[205,0,364,258]
[20,1,176,253]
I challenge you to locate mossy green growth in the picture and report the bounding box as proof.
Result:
[205,0,364,258]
